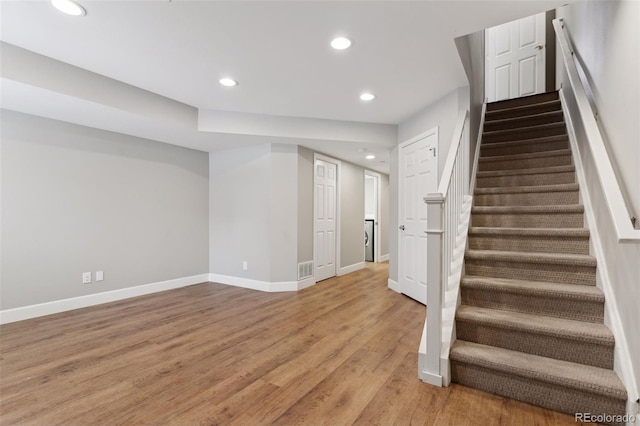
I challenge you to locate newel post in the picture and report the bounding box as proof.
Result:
[422,192,445,386]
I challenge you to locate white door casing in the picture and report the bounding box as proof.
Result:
[314,157,338,282]
[486,13,546,102]
[398,128,438,305]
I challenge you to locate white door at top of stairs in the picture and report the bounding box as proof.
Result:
[486,13,546,102]
[398,128,438,305]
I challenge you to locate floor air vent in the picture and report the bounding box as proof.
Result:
[298,261,313,280]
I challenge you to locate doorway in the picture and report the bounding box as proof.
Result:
[398,127,438,305]
[364,170,381,263]
[313,154,340,282]
[485,13,546,102]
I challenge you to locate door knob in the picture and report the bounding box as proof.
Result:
[399,225,405,231]
[534,45,544,50]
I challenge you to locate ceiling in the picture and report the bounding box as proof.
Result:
[0,0,570,173]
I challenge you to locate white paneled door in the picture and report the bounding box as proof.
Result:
[486,13,546,102]
[314,159,337,282]
[399,129,438,305]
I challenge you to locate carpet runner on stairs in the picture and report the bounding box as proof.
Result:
[450,91,628,423]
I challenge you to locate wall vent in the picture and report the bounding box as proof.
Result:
[298,261,314,280]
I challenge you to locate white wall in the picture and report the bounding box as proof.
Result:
[556,0,640,397]
[1,110,209,310]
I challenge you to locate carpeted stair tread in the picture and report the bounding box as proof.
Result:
[479,149,571,164]
[456,306,614,346]
[474,183,579,195]
[487,92,560,112]
[485,99,562,121]
[483,110,564,132]
[461,275,604,303]
[480,134,568,155]
[450,340,626,400]
[468,227,589,254]
[465,249,596,267]
[476,164,574,178]
[468,226,589,237]
[472,204,583,214]
[483,122,566,139]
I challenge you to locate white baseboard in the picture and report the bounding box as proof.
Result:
[209,273,315,292]
[379,254,389,262]
[0,273,210,324]
[337,261,365,276]
[388,278,400,293]
[297,276,316,290]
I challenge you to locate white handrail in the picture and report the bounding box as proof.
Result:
[553,18,640,242]
[437,110,470,195]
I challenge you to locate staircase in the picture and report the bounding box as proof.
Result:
[450,92,628,420]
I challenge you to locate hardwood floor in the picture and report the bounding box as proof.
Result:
[1,263,586,425]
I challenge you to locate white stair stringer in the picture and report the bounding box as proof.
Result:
[419,195,473,385]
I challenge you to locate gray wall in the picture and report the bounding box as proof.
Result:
[1,110,209,310]
[390,87,466,283]
[269,144,299,282]
[556,0,640,396]
[455,29,486,170]
[339,161,365,268]
[210,143,299,283]
[297,146,314,264]
[380,173,390,257]
[210,144,271,281]
[557,1,639,220]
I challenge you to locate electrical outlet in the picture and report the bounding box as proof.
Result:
[96,271,104,281]
[242,261,248,271]
[82,272,92,284]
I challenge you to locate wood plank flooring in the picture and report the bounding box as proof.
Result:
[1,263,587,425]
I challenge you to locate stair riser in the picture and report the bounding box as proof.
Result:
[485,102,561,121]
[460,287,604,322]
[471,212,584,228]
[483,125,566,144]
[473,191,579,206]
[479,154,572,172]
[487,92,560,111]
[476,171,575,188]
[468,234,589,254]
[481,139,569,157]
[464,258,596,285]
[484,112,564,132]
[450,363,626,423]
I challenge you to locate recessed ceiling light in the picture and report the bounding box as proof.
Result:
[51,0,86,16]
[331,37,352,50]
[360,93,376,101]
[365,154,376,160]
[219,78,238,87]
